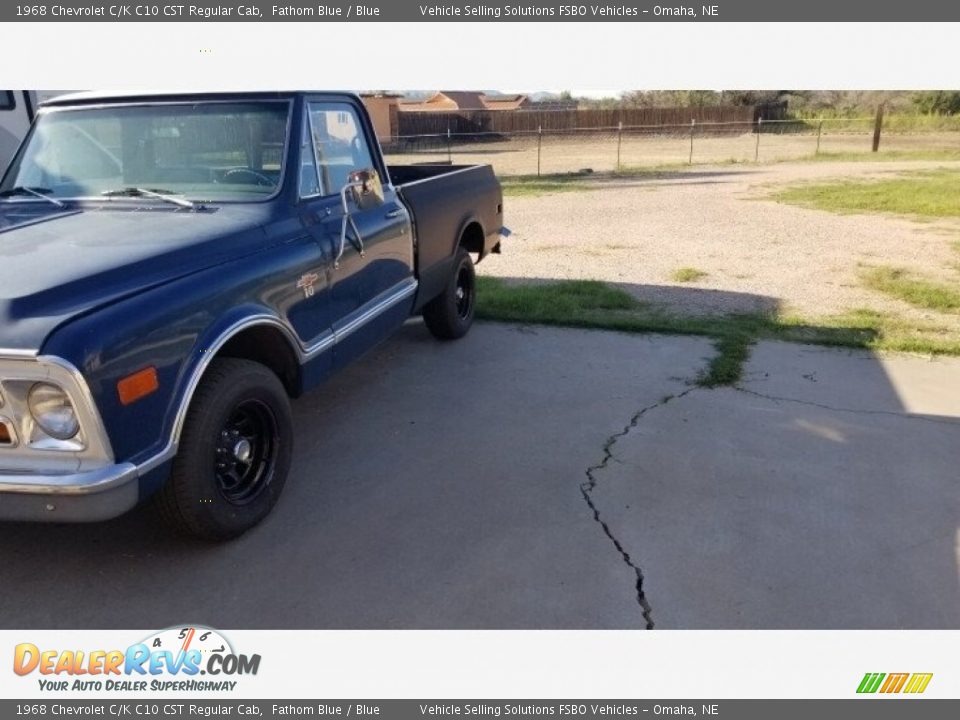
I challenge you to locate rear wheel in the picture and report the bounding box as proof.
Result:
[423,247,476,340]
[155,358,293,541]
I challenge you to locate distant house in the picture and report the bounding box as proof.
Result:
[481,94,532,111]
[360,92,403,142]
[400,91,487,112]
[398,91,532,112]
[361,90,551,144]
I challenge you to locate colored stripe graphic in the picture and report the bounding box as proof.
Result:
[880,673,909,693]
[857,672,932,694]
[857,673,886,693]
[904,673,934,694]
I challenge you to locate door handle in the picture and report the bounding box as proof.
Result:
[385,208,404,219]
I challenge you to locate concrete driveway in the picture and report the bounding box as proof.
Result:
[590,341,960,628]
[0,323,956,629]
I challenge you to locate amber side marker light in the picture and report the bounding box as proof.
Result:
[0,423,11,445]
[117,367,160,406]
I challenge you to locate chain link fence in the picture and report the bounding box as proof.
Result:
[382,117,960,176]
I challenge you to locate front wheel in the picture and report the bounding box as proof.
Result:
[155,358,293,541]
[423,247,476,340]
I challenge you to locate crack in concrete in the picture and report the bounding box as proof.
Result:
[734,386,960,427]
[580,389,696,630]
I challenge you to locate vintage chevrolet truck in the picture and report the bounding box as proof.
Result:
[0,91,505,539]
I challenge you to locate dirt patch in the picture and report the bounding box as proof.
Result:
[479,159,960,332]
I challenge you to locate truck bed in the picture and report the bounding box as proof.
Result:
[389,164,502,309]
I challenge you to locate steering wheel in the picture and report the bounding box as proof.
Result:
[221,167,277,187]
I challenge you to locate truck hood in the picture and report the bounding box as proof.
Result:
[0,203,274,351]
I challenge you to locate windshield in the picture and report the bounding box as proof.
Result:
[0,101,290,202]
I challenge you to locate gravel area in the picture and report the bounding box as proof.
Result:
[480,159,960,329]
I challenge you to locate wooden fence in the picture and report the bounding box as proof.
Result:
[395,103,787,137]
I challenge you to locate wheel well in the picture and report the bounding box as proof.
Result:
[216,326,301,397]
[459,221,485,257]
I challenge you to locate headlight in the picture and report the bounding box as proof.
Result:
[28,383,80,440]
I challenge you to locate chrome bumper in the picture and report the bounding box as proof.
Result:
[0,463,140,522]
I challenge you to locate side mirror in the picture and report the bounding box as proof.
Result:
[347,168,384,211]
[336,168,383,268]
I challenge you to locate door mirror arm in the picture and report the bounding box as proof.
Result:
[336,181,366,268]
[335,169,383,269]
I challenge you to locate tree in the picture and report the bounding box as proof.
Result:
[913,91,960,115]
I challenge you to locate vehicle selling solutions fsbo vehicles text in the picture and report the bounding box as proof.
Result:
[418,5,640,18]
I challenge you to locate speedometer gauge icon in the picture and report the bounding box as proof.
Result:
[140,625,235,658]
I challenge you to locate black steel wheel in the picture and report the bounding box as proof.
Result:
[214,399,279,505]
[155,358,293,541]
[423,247,476,340]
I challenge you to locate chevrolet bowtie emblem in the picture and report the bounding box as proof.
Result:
[296,272,320,298]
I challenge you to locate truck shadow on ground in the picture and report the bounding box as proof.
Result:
[0,281,955,629]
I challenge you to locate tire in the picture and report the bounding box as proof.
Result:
[155,358,293,541]
[423,247,476,340]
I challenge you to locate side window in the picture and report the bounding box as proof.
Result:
[298,113,320,198]
[0,91,15,111]
[307,102,375,196]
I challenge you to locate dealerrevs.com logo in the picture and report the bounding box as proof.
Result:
[13,626,260,693]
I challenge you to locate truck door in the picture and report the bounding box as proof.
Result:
[304,100,415,368]
[288,113,341,351]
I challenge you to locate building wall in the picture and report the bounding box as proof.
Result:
[361,95,401,142]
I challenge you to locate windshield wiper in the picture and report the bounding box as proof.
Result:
[101,187,196,209]
[0,186,66,208]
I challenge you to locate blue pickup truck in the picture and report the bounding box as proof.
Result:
[0,91,505,539]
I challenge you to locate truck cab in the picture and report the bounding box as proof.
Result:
[0,91,504,539]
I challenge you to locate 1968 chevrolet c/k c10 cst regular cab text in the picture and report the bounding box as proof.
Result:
[0,91,505,539]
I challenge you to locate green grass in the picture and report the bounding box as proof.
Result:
[805,149,960,164]
[475,277,960,387]
[789,113,960,133]
[670,267,709,283]
[861,266,960,312]
[500,174,591,197]
[775,169,960,218]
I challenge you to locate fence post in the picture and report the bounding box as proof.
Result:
[537,125,542,177]
[689,119,695,164]
[617,121,623,173]
[872,104,884,152]
[816,119,823,155]
[755,115,762,161]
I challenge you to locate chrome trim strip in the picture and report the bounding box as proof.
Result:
[0,348,39,358]
[167,317,301,447]
[0,463,137,496]
[136,444,178,476]
[137,277,418,476]
[331,279,418,348]
[302,330,336,361]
